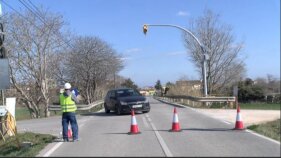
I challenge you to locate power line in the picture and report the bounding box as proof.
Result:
[2,0,75,49]
[1,0,28,20]
[17,0,75,49]
[18,0,45,23]
[26,0,44,18]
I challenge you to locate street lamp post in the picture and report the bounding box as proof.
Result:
[143,24,209,97]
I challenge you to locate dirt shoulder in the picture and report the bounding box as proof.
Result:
[156,97,280,127]
[196,109,280,126]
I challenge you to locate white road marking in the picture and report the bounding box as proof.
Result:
[246,129,280,145]
[43,142,63,157]
[221,120,231,124]
[42,116,93,156]
[207,115,232,125]
[142,116,149,128]
[161,99,233,126]
[156,98,280,149]
[145,113,151,119]
[145,114,173,157]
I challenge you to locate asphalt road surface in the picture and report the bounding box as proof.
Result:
[17,97,280,157]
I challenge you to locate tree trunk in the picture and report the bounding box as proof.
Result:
[44,99,50,117]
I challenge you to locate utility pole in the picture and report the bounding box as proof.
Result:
[143,24,209,97]
[0,2,5,58]
[0,2,9,105]
[114,72,116,88]
[0,2,4,106]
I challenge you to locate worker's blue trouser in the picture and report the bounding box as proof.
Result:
[62,112,78,141]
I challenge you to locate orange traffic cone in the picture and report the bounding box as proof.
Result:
[234,105,244,130]
[128,110,141,135]
[169,107,182,132]
[67,127,73,139]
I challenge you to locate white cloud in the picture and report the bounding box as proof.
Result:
[166,51,186,56]
[177,11,189,16]
[125,48,141,53]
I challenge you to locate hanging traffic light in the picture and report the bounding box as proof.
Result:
[143,24,148,35]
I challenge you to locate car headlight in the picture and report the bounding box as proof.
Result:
[120,101,128,105]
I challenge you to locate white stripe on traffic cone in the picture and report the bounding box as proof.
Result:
[128,110,141,134]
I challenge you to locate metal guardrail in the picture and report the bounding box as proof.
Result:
[157,95,236,102]
[48,100,104,111]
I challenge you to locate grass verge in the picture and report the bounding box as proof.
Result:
[15,107,32,121]
[15,107,62,121]
[247,119,280,142]
[0,132,56,157]
[15,103,104,121]
[207,103,280,110]
[240,103,280,110]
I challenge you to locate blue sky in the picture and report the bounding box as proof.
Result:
[2,0,280,88]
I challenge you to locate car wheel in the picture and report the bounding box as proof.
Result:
[104,104,110,113]
[116,105,121,115]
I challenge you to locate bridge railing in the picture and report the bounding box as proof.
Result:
[48,100,104,111]
[154,95,236,108]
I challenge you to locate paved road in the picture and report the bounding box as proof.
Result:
[17,97,280,157]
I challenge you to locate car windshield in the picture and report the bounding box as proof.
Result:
[116,89,141,97]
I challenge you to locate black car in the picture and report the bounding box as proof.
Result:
[104,88,150,115]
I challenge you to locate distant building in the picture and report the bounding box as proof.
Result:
[139,90,148,96]
[139,87,156,96]
[175,80,202,90]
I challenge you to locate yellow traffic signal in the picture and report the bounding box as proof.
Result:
[143,24,148,35]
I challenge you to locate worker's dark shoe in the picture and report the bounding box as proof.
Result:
[63,139,69,142]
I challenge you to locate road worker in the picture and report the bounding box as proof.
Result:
[60,82,79,142]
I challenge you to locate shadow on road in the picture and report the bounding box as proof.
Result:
[80,112,118,117]
[103,132,130,135]
[183,128,249,133]
[148,128,248,133]
[79,111,144,117]
[182,128,233,131]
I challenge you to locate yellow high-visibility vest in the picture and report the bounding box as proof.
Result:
[60,94,77,112]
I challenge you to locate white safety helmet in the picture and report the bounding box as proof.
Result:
[64,83,71,89]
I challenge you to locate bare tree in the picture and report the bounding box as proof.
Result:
[66,36,124,104]
[184,10,246,95]
[121,78,139,90]
[4,9,68,118]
